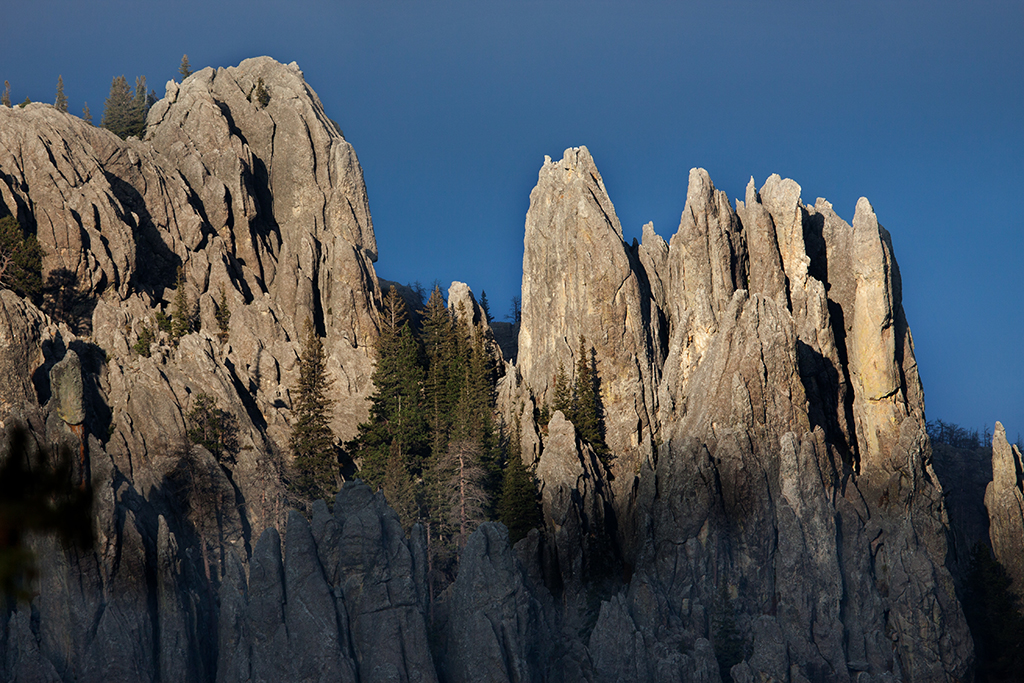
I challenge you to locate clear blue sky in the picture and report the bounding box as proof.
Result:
[3,1,1021,436]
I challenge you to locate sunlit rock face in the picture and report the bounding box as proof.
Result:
[509,146,971,680]
[0,57,385,682]
[0,61,980,682]
[517,147,660,471]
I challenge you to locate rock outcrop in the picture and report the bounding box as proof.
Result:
[0,64,995,682]
[0,56,385,683]
[984,422,1024,599]
[518,148,659,474]
[510,147,972,680]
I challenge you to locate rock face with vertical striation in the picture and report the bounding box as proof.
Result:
[511,147,972,681]
[0,61,996,682]
[0,56,386,683]
[518,148,659,473]
[985,422,1024,600]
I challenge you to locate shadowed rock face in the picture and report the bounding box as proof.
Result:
[985,423,1024,600]
[0,67,985,682]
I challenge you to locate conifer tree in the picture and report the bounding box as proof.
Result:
[129,76,152,139]
[215,286,231,342]
[171,266,192,342]
[290,317,337,501]
[347,286,427,492]
[254,77,270,107]
[101,75,152,139]
[101,75,133,139]
[0,216,43,304]
[479,290,490,322]
[82,102,92,125]
[383,446,417,532]
[552,362,572,417]
[54,75,67,113]
[421,286,463,458]
[179,54,193,79]
[440,436,488,549]
[433,370,490,551]
[573,336,608,459]
[1,81,9,107]
[497,411,542,544]
[464,317,500,493]
[186,393,238,460]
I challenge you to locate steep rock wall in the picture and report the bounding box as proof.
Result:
[512,148,972,681]
[0,69,992,682]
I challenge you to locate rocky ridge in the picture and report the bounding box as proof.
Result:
[504,148,971,680]
[0,59,1005,682]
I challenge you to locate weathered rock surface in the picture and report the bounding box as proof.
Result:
[984,422,1024,600]
[518,148,659,473]
[438,522,551,683]
[0,56,384,683]
[0,62,997,682]
[510,148,972,680]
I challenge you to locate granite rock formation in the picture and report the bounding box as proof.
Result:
[984,422,1024,600]
[0,60,1001,682]
[505,147,973,680]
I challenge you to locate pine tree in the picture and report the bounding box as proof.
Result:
[101,75,133,139]
[54,75,67,113]
[1,81,9,107]
[479,290,490,322]
[290,318,337,501]
[254,77,270,107]
[573,336,608,459]
[186,393,238,459]
[497,411,542,544]
[129,76,152,139]
[171,266,192,342]
[421,286,463,459]
[552,362,572,417]
[179,54,193,79]
[347,287,427,491]
[383,445,417,532]
[215,286,231,343]
[464,314,500,495]
[0,216,43,304]
[82,102,92,125]
[426,303,498,554]
[439,435,489,550]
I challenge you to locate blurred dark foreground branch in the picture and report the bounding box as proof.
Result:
[0,426,94,600]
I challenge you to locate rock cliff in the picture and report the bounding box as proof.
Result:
[0,62,999,682]
[984,423,1024,600]
[508,148,972,680]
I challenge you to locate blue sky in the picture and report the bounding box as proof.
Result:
[3,1,1021,436]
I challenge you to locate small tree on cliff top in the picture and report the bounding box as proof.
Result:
[54,75,67,113]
